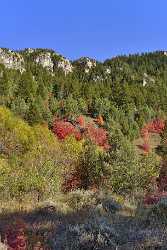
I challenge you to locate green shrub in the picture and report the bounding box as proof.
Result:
[65,189,98,211]
[108,138,160,196]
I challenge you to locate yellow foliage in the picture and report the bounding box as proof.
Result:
[62,135,83,159]
[0,158,11,188]
[33,124,59,148]
[0,106,35,153]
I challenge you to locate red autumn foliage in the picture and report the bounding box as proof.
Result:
[144,191,167,205]
[52,119,76,140]
[139,119,165,154]
[74,130,82,141]
[144,193,160,205]
[141,119,165,141]
[3,219,53,249]
[149,119,165,133]
[52,117,110,150]
[86,123,110,150]
[4,220,27,250]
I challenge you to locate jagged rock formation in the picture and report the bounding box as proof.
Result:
[0,48,74,75]
[0,48,166,85]
[57,58,73,75]
[0,48,25,72]
[26,48,34,53]
[105,68,111,74]
[143,72,155,86]
[35,51,54,72]
[75,57,97,73]
[24,48,73,75]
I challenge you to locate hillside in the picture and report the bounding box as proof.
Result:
[1,48,167,248]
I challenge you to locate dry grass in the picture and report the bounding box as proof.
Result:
[134,133,161,154]
[0,193,167,249]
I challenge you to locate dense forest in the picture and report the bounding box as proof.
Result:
[1,48,167,249]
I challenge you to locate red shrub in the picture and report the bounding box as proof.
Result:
[144,191,167,205]
[74,130,82,141]
[141,119,165,140]
[144,193,160,205]
[86,123,110,149]
[158,176,167,192]
[53,117,110,150]
[5,220,27,250]
[149,119,165,134]
[140,119,165,154]
[52,119,76,140]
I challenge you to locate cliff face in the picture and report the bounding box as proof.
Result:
[0,49,98,76]
[74,57,97,73]
[0,48,25,72]
[35,51,54,72]
[0,48,74,75]
[25,48,74,75]
[0,48,166,85]
[35,52,73,75]
[57,58,73,75]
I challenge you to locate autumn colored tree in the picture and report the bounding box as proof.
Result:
[141,119,165,141]
[52,119,76,140]
[52,117,110,150]
[86,122,110,150]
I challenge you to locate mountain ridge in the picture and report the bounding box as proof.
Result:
[0,47,167,73]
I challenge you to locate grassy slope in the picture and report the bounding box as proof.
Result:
[0,194,167,249]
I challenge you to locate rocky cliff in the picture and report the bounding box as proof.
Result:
[0,48,25,72]
[0,48,74,75]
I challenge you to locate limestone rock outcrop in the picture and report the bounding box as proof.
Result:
[0,48,25,72]
[57,58,73,75]
[35,52,54,72]
[75,57,97,73]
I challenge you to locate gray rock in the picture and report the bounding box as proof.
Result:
[57,58,73,75]
[76,57,97,73]
[35,52,54,72]
[0,48,25,72]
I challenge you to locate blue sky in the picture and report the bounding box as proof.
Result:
[0,0,166,61]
